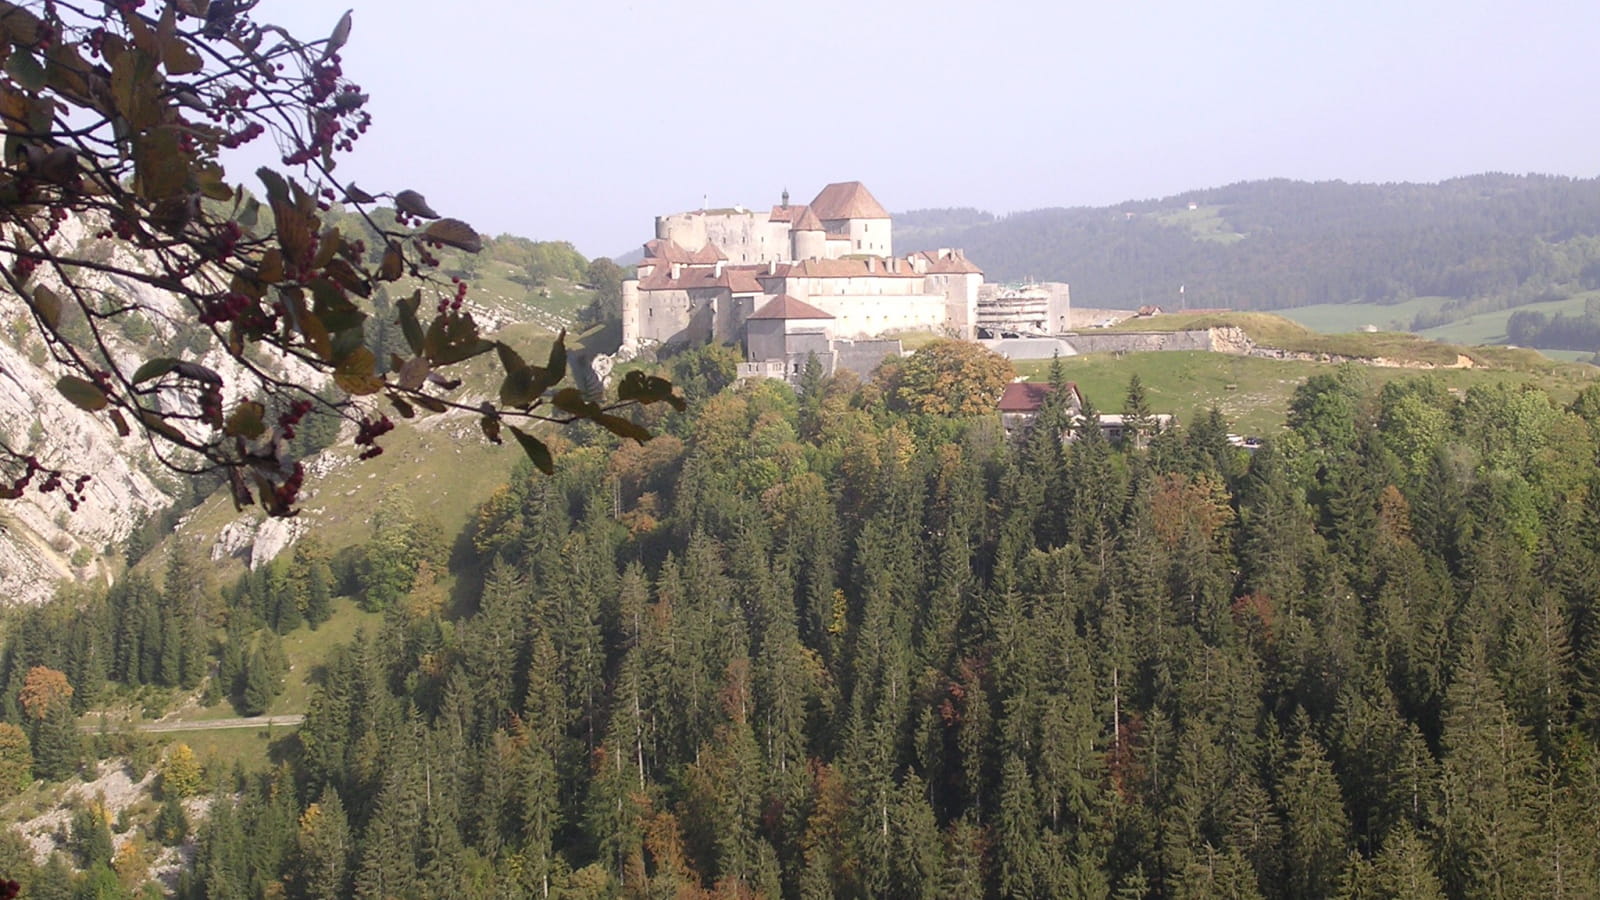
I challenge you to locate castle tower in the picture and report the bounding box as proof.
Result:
[791,206,825,260]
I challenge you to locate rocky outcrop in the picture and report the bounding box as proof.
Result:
[0,216,328,604]
[0,280,172,605]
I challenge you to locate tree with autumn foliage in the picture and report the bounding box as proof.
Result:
[878,338,1014,416]
[0,1,680,517]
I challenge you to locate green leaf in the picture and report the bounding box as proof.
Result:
[29,284,60,329]
[158,32,203,76]
[546,329,567,381]
[618,370,687,411]
[310,279,366,332]
[380,242,404,281]
[421,218,482,253]
[56,376,107,411]
[333,346,382,395]
[479,408,502,444]
[394,189,438,219]
[133,129,186,201]
[594,413,652,444]
[131,357,180,384]
[224,400,266,439]
[6,51,46,91]
[495,341,528,374]
[499,364,546,408]
[140,410,187,444]
[397,291,424,355]
[109,48,161,130]
[508,425,553,475]
[108,408,130,437]
[256,167,290,210]
[552,387,600,418]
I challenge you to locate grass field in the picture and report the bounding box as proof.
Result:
[271,600,381,714]
[1014,349,1597,436]
[1417,290,1600,346]
[1276,292,1600,361]
[171,724,288,773]
[162,598,381,722]
[1276,297,1447,333]
[1151,205,1246,244]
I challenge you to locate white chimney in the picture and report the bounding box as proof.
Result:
[714,260,724,277]
[671,262,683,279]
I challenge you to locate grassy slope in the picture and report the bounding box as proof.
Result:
[1151,205,1246,244]
[1276,290,1600,358]
[1275,297,1450,333]
[1016,349,1596,436]
[1100,310,1600,371]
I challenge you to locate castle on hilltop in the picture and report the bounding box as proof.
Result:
[620,182,986,379]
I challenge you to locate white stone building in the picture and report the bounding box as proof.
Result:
[976,282,1071,337]
[620,182,985,367]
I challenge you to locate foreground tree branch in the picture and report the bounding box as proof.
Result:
[0,0,679,516]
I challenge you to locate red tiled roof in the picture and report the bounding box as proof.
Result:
[998,381,1080,412]
[786,258,921,278]
[910,249,984,275]
[791,206,824,231]
[726,268,764,293]
[637,267,732,292]
[808,181,890,220]
[769,204,810,223]
[637,264,771,293]
[643,238,725,264]
[749,295,834,320]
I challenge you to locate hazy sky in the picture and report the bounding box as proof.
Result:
[247,0,1600,257]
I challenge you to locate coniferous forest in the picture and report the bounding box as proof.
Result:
[7,361,1600,899]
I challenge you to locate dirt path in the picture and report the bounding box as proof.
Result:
[80,714,304,733]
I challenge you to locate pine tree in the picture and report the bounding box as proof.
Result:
[1123,373,1155,449]
[1434,642,1541,899]
[155,794,189,847]
[29,702,80,781]
[1279,724,1350,899]
[69,806,113,870]
[239,647,276,717]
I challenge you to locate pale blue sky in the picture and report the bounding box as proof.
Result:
[248,0,1600,257]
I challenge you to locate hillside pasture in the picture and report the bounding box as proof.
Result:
[1013,349,1597,437]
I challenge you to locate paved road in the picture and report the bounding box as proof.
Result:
[80,715,304,733]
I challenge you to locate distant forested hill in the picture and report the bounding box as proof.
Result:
[898,174,1600,317]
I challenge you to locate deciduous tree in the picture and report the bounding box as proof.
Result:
[881,339,1014,417]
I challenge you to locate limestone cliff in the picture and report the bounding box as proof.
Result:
[0,216,324,605]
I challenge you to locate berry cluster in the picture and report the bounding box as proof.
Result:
[280,56,370,166]
[84,27,108,58]
[96,213,138,243]
[277,399,314,440]
[198,291,255,326]
[273,462,304,509]
[309,60,342,104]
[198,385,224,427]
[212,220,243,258]
[0,454,92,511]
[437,278,470,314]
[354,414,393,460]
[32,21,56,51]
